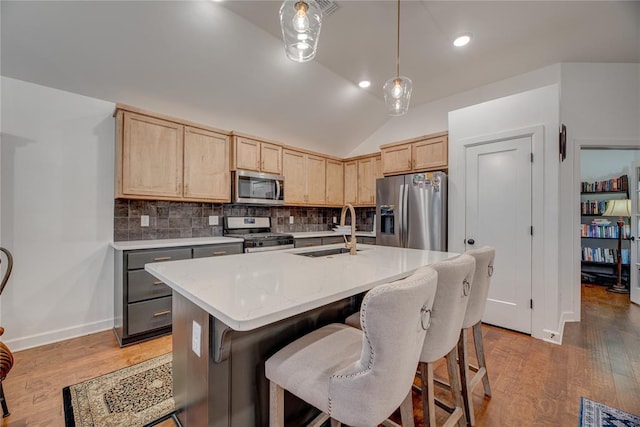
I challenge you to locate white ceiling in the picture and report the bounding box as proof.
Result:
[2,1,639,157]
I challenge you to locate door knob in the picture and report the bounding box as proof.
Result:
[467,238,475,245]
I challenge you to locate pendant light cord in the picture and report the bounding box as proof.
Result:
[396,0,400,78]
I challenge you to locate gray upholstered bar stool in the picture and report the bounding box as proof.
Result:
[265,267,438,427]
[456,246,495,427]
[402,254,476,427]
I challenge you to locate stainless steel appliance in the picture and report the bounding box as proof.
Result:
[233,170,285,205]
[223,216,294,253]
[376,171,447,250]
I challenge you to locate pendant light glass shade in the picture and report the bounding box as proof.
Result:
[383,76,412,116]
[384,0,412,116]
[279,0,323,63]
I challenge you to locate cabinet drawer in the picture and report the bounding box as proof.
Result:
[321,236,345,245]
[192,243,243,258]
[128,297,172,335]
[127,270,172,303]
[127,248,191,270]
[294,238,322,248]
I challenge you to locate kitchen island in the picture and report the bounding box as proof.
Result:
[146,244,457,426]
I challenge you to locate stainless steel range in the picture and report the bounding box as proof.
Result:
[223,216,294,253]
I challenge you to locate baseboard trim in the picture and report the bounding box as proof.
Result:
[5,318,113,352]
[542,311,575,345]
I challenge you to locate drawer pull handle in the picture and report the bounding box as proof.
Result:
[213,251,227,255]
[153,310,171,317]
[153,281,164,285]
[154,256,172,261]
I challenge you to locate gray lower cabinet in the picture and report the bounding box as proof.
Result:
[114,242,242,346]
[357,236,376,245]
[294,237,323,248]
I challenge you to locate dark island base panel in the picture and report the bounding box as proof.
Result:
[172,291,357,427]
[113,325,171,347]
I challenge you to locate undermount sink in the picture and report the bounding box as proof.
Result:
[295,247,362,258]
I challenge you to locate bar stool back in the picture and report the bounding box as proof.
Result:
[457,246,495,426]
[408,254,476,427]
[266,266,438,427]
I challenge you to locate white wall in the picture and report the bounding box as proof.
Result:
[559,63,640,326]
[448,85,561,342]
[581,149,640,182]
[1,77,115,351]
[349,64,561,156]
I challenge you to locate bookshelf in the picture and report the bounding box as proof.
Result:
[580,175,630,285]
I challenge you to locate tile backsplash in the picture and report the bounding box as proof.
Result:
[114,199,375,241]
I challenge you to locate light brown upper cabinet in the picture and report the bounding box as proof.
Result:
[381,132,448,175]
[232,135,282,175]
[183,127,230,201]
[325,159,344,206]
[344,161,358,206]
[282,149,327,205]
[342,154,382,207]
[115,106,231,202]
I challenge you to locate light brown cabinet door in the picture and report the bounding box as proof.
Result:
[283,149,307,204]
[381,143,412,175]
[234,136,260,171]
[260,142,282,175]
[326,159,344,206]
[306,155,326,205]
[413,136,448,170]
[357,157,375,206]
[344,161,358,205]
[121,112,183,198]
[183,127,230,202]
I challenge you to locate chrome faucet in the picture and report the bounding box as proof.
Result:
[340,203,357,255]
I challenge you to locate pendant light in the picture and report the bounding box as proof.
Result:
[279,0,323,63]
[383,0,412,116]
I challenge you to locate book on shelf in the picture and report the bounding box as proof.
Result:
[581,174,628,193]
[582,247,630,264]
[580,223,630,238]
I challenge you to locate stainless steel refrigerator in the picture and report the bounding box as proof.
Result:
[376,171,447,251]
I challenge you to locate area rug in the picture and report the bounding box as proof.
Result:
[63,353,175,427]
[579,397,640,427]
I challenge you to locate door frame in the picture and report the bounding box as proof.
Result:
[572,139,640,318]
[451,125,545,339]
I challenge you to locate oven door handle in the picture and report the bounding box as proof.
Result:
[275,180,281,201]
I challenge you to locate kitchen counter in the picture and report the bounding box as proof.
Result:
[146,244,455,331]
[110,236,243,251]
[289,230,376,238]
[146,244,458,426]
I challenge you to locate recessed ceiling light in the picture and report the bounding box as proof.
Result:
[358,80,371,89]
[453,34,472,47]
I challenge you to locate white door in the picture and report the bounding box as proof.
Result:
[631,162,640,305]
[465,136,533,333]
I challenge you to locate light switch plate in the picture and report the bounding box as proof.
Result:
[289,216,294,224]
[192,320,202,357]
[209,215,219,226]
[141,215,150,227]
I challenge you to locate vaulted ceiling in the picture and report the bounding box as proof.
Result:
[2,1,639,157]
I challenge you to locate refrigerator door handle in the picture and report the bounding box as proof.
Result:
[398,184,405,247]
[402,183,409,247]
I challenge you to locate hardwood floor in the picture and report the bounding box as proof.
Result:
[1,284,639,426]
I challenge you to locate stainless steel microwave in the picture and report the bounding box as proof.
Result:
[233,170,285,205]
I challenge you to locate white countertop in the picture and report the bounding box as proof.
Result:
[290,231,376,238]
[146,244,458,331]
[111,236,244,251]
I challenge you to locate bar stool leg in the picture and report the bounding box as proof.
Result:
[269,381,284,427]
[330,419,341,427]
[399,390,416,427]
[420,362,437,427]
[457,328,475,426]
[0,383,8,418]
[472,323,491,397]
[445,349,466,427]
